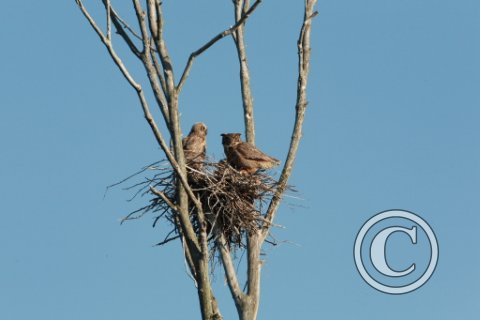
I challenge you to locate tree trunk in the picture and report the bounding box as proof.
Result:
[238,232,261,320]
[240,306,258,320]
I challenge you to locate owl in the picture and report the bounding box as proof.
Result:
[221,133,280,174]
[183,122,207,170]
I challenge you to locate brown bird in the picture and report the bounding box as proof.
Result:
[221,133,280,174]
[183,122,207,170]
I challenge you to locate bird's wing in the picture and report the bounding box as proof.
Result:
[182,136,188,147]
[235,142,279,163]
[183,135,203,150]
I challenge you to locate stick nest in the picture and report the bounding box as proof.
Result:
[119,160,284,249]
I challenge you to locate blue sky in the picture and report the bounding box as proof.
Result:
[1,0,479,319]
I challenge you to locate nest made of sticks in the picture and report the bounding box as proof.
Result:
[118,159,284,249]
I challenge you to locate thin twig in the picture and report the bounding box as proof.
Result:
[111,6,143,41]
[101,0,141,58]
[176,0,262,92]
[105,160,162,194]
[150,186,178,212]
[154,235,180,246]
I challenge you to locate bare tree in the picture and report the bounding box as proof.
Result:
[75,1,318,319]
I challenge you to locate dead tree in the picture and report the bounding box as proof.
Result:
[75,1,318,319]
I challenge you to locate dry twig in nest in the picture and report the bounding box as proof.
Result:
[117,159,290,251]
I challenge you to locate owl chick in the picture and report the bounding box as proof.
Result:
[183,122,207,170]
[221,133,280,174]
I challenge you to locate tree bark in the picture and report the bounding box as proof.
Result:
[233,0,255,145]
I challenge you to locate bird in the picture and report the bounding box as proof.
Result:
[221,133,280,174]
[183,122,207,170]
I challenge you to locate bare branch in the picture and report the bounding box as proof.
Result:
[216,235,245,308]
[76,0,107,43]
[101,1,142,58]
[146,1,167,94]
[233,0,256,144]
[109,9,142,58]
[145,2,167,94]
[147,0,158,39]
[143,1,170,123]
[110,5,143,41]
[76,0,139,89]
[180,224,223,319]
[177,222,199,285]
[155,235,180,246]
[151,50,168,93]
[176,0,262,93]
[150,186,177,212]
[262,0,318,238]
[153,1,176,95]
[230,0,258,172]
[242,0,251,13]
[132,0,150,52]
[106,0,112,40]
[130,0,171,125]
[245,233,261,311]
